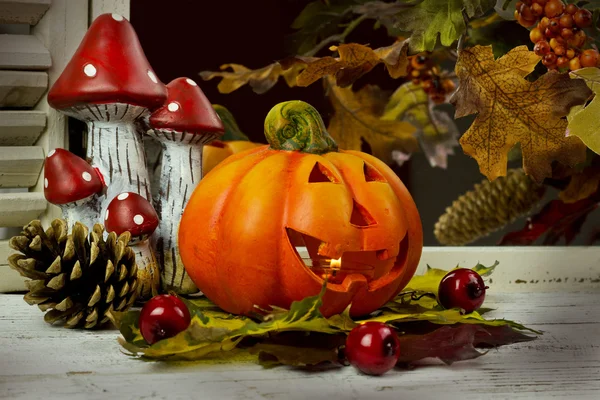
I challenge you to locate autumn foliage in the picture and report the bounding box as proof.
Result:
[199,0,600,245]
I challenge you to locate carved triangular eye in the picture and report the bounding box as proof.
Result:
[350,200,376,227]
[309,162,339,183]
[364,162,386,182]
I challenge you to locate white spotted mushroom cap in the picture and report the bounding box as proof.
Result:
[149,77,224,137]
[43,148,105,205]
[47,13,166,111]
[104,192,159,238]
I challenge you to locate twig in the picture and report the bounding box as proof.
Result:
[303,14,368,57]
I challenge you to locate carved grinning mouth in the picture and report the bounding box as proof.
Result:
[286,227,409,287]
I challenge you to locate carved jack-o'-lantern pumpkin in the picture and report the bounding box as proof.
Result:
[179,101,422,317]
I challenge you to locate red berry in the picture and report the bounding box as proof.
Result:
[534,40,551,56]
[574,9,592,28]
[542,52,558,67]
[544,0,564,18]
[437,269,487,313]
[345,322,400,375]
[530,27,544,43]
[559,13,573,28]
[531,2,544,17]
[557,56,570,69]
[566,4,578,15]
[580,49,599,67]
[548,18,561,33]
[139,294,191,345]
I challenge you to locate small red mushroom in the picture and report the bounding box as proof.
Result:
[105,192,160,300]
[149,77,224,136]
[146,77,224,294]
[104,192,158,239]
[44,148,105,228]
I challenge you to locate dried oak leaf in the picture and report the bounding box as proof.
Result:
[200,42,409,94]
[199,62,304,94]
[567,67,600,154]
[390,0,496,52]
[326,78,418,164]
[395,323,535,366]
[453,45,590,183]
[282,41,410,87]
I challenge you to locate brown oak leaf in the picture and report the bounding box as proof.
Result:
[198,62,304,94]
[282,41,409,87]
[326,78,418,164]
[453,45,591,183]
[199,41,409,94]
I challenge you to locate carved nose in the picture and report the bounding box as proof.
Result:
[350,200,376,227]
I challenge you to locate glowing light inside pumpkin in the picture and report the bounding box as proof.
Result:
[330,257,342,274]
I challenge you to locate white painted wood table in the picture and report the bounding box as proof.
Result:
[1,248,599,400]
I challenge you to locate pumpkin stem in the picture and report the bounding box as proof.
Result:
[264,101,338,154]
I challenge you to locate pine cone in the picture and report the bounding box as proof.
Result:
[434,169,545,245]
[8,219,139,328]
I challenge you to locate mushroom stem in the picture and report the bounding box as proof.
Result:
[131,238,160,300]
[148,133,213,294]
[69,104,152,210]
[60,200,102,231]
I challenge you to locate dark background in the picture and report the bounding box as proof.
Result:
[129,0,596,246]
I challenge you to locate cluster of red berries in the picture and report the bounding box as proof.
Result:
[407,53,456,104]
[515,0,597,70]
[138,269,488,376]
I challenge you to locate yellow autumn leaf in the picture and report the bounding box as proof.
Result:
[568,67,600,154]
[326,78,418,164]
[454,45,590,183]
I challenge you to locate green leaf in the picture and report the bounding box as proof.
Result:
[403,261,498,294]
[114,262,539,364]
[212,105,249,141]
[393,0,496,52]
[568,67,600,154]
[114,283,356,360]
[374,301,539,334]
[287,0,364,55]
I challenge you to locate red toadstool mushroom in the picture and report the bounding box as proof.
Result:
[47,13,167,218]
[105,192,160,300]
[44,148,105,228]
[146,77,224,294]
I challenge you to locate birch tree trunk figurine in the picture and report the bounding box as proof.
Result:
[147,77,224,294]
[45,13,167,297]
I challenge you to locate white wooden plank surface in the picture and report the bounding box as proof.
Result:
[0,70,47,107]
[0,191,45,226]
[90,0,129,21]
[32,0,88,225]
[0,292,597,399]
[0,0,51,25]
[416,246,600,291]
[0,110,46,145]
[0,146,44,188]
[0,34,51,70]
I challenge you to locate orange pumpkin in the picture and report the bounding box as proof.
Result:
[202,140,261,174]
[179,101,422,317]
